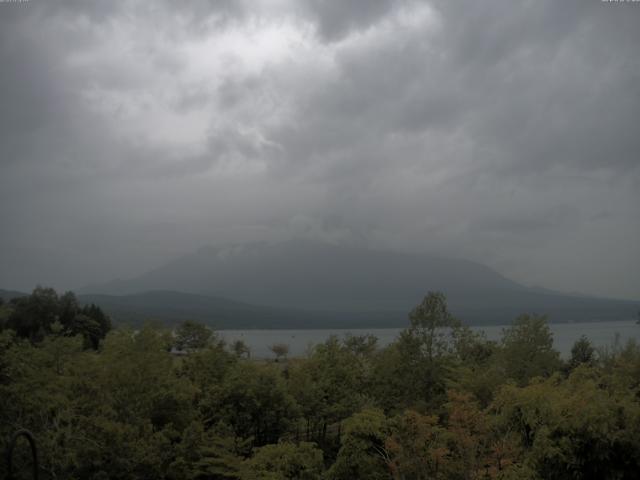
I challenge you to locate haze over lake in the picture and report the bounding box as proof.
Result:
[220,320,640,359]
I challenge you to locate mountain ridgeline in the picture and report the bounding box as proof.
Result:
[77,240,638,328]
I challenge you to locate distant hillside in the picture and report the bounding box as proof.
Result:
[82,240,525,309]
[81,240,639,326]
[0,289,28,302]
[77,290,402,329]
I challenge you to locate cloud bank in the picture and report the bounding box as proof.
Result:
[0,0,638,299]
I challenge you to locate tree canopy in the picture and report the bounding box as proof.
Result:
[1,288,639,479]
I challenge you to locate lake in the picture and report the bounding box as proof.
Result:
[219,320,640,359]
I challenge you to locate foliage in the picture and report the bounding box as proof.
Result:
[491,367,640,479]
[201,361,299,448]
[408,291,460,360]
[231,339,251,358]
[269,343,289,361]
[174,320,214,351]
[288,336,368,447]
[568,335,596,370]
[342,333,378,357]
[370,293,461,413]
[167,421,243,480]
[385,409,451,479]
[499,313,561,385]
[4,286,111,348]
[242,442,323,480]
[0,289,639,479]
[327,408,390,480]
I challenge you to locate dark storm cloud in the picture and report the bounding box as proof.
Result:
[301,0,399,41]
[432,0,640,173]
[0,0,638,298]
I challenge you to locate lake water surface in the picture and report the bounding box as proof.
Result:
[219,320,640,359]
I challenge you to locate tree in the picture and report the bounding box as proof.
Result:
[58,290,80,328]
[5,288,111,349]
[0,300,10,332]
[385,410,451,480]
[327,408,390,480]
[269,343,289,362]
[180,343,237,394]
[371,293,459,412]
[451,326,503,407]
[343,333,377,357]
[95,325,196,430]
[231,339,251,358]
[371,336,426,411]
[408,291,460,360]
[288,336,366,444]
[69,314,103,349]
[174,320,213,351]
[202,362,299,447]
[79,303,112,344]
[491,368,640,479]
[499,314,561,385]
[168,421,243,480]
[568,335,595,370]
[42,321,84,375]
[7,286,60,341]
[453,325,496,365]
[243,442,324,480]
[5,296,640,480]
[444,390,490,478]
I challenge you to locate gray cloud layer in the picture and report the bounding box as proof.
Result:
[0,0,638,299]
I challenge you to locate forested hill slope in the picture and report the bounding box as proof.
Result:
[77,290,401,329]
[80,240,639,325]
[0,289,28,302]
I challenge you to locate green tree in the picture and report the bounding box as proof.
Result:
[371,293,459,412]
[269,343,289,362]
[79,302,112,343]
[327,408,390,480]
[58,290,80,328]
[69,313,104,349]
[0,300,10,331]
[5,288,111,349]
[499,314,561,385]
[0,326,88,478]
[168,421,243,480]
[288,336,366,444]
[203,362,299,448]
[451,326,503,407]
[408,292,460,360]
[452,325,496,365]
[41,321,84,375]
[93,325,197,430]
[7,286,60,341]
[371,336,426,411]
[492,367,640,479]
[180,342,237,395]
[175,320,213,351]
[568,335,595,370]
[243,442,324,480]
[385,410,451,480]
[444,390,490,479]
[231,339,251,358]
[343,333,378,357]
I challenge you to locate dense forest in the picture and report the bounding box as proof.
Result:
[1,288,639,479]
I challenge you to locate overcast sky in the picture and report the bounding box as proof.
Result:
[0,0,638,299]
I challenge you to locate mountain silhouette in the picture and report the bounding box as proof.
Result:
[79,240,639,326]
